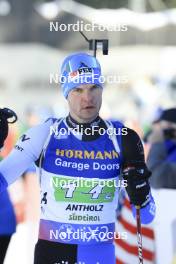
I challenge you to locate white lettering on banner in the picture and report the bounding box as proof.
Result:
[93,162,119,170]
[55,158,120,171]
[55,158,90,171]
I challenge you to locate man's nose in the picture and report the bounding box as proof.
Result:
[82,90,93,102]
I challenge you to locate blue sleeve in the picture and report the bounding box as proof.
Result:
[147,142,176,188]
[131,193,156,224]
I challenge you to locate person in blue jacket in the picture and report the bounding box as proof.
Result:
[0,53,155,264]
[0,109,16,264]
[147,108,176,188]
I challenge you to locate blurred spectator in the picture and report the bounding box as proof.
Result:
[0,186,16,264]
[147,108,176,189]
[0,109,16,264]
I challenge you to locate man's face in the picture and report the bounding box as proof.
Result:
[160,120,176,130]
[67,84,102,123]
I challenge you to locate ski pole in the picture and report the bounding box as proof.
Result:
[136,205,144,264]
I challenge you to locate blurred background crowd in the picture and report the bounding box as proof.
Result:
[1,0,176,264]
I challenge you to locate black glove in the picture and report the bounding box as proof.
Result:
[0,116,8,148]
[0,107,17,149]
[123,166,151,208]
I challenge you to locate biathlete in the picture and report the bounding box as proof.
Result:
[0,53,155,264]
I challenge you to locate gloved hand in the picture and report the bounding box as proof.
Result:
[0,116,8,149]
[0,107,18,149]
[123,166,151,208]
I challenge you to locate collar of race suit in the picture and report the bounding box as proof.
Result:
[65,114,107,141]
